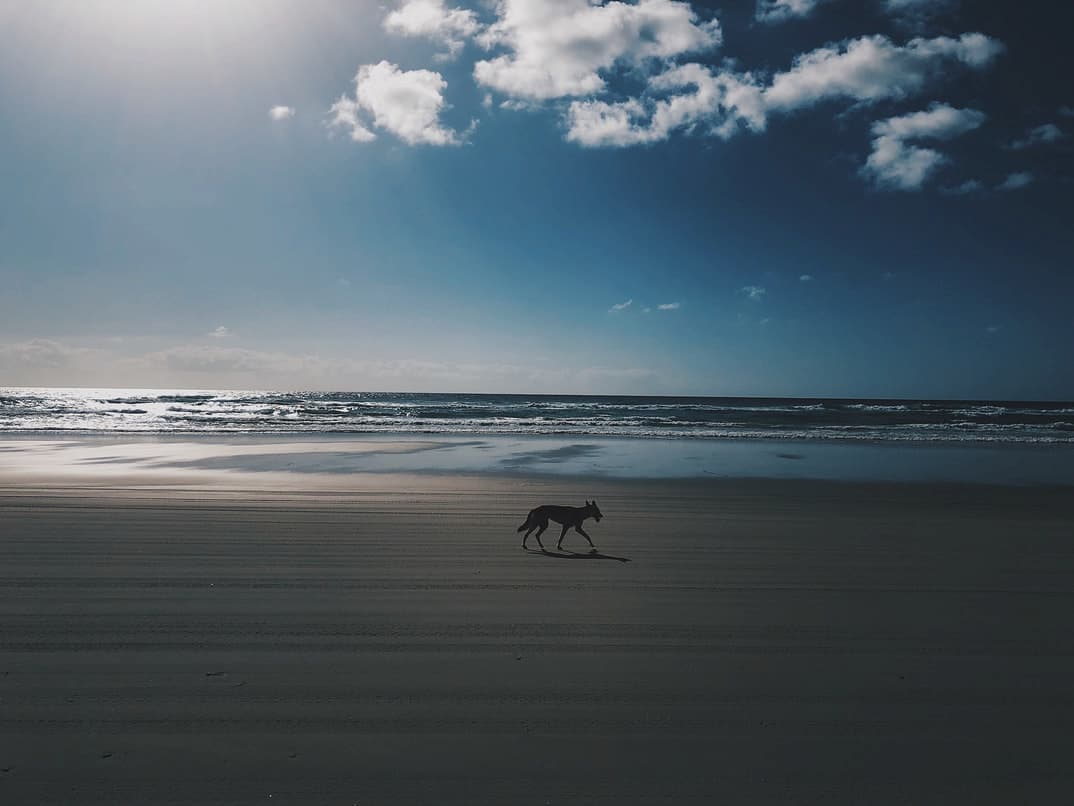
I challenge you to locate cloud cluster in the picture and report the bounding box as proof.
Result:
[327,97,376,142]
[384,0,481,60]
[564,31,1002,150]
[269,105,296,121]
[940,179,984,196]
[610,299,681,313]
[332,0,1009,190]
[755,0,827,25]
[0,339,83,369]
[329,61,462,145]
[567,31,1000,151]
[755,0,957,27]
[742,285,766,301]
[564,31,1000,149]
[996,171,1033,191]
[764,33,1002,112]
[1007,123,1064,150]
[883,0,959,30]
[473,0,721,101]
[861,103,985,191]
[153,346,299,374]
[566,64,764,146]
[0,339,111,385]
[0,339,660,393]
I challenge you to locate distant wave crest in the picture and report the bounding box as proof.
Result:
[1,389,1072,443]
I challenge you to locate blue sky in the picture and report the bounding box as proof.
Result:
[1,0,1071,398]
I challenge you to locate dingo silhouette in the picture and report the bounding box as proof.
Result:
[517,500,602,551]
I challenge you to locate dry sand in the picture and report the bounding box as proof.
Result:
[2,472,1073,804]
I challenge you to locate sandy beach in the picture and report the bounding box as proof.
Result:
[2,451,1073,804]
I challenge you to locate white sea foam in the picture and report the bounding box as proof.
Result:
[2,388,1073,443]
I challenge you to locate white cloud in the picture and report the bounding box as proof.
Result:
[869,103,984,142]
[609,299,633,312]
[1008,123,1064,150]
[0,339,667,394]
[883,0,958,30]
[327,97,376,142]
[0,339,118,386]
[499,98,533,111]
[269,105,295,121]
[333,5,1005,158]
[861,103,985,191]
[940,179,984,195]
[153,346,300,374]
[755,0,827,25]
[657,302,681,310]
[742,285,766,301]
[566,63,765,147]
[473,0,721,101]
[996,171,1033,191]
[328,61,461,146]
[147,348,662,393]
[863,139,945,191]
[0,339,83,369]
[884,0,951,9]
[799,274,813,281]
[562,30,1002,149]
[384,0,481,60]
[357,3,1005,155]
[764,33,1003,112]
[209,326,234,339]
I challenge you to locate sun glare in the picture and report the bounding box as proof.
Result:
[40,0,281,55]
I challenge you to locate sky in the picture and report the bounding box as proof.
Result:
[0,0,1071,399]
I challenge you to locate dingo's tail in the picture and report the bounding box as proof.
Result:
[517,509,535,532]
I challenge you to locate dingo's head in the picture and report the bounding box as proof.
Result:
[586,500,603,522]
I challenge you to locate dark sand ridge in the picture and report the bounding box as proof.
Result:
[1,472,1073,804]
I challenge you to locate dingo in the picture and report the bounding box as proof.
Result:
[517,501,602,551]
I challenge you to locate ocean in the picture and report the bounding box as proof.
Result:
[2,388,1073,443]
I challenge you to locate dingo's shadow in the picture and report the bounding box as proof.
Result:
[525,548,631,563]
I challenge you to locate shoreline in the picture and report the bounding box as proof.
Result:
[3,431,1073,487]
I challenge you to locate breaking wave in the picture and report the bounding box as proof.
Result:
[1,388,1073,443]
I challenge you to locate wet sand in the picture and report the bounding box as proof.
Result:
[2,473,1073,803]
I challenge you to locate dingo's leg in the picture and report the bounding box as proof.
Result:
[534,522,548,551]
[575,525,596,549]
[556,523,571,550]
[521,520,541,545]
